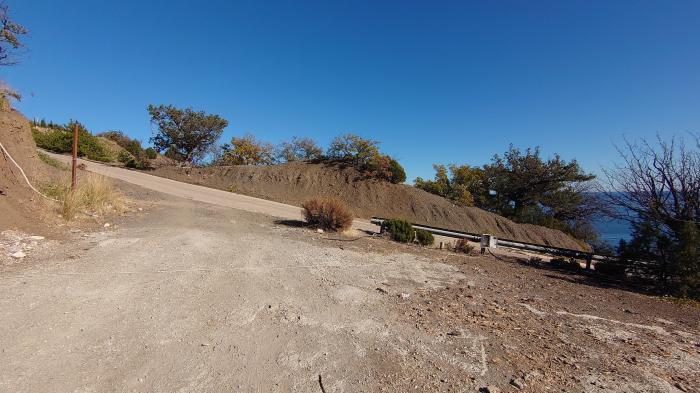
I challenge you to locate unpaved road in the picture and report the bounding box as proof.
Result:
[2,158,699,392]
[1,187,471,392]
[41,150,376,233]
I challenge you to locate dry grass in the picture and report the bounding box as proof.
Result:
[301,197,353,232]
[42,173,126,220]
[450,238,475,254]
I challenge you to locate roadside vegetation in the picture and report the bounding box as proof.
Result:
[41,173,126,221]
[32,120,111,162]
[98,130,152,169]
[600,134,700,299]
[37,151,68,170]
[415,147,597,243]
[301,197,353,232]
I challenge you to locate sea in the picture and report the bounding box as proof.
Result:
[592,215,633,247]
[589,193,634,247]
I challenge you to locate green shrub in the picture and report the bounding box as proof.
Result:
[415,229,434,246]
[550,257,582,271]
[388,158,406,184]
[145,147,157,159]
[382,219,415,243]
[33,121,111,162]
[301,197,354,232]
[117,150,133,165]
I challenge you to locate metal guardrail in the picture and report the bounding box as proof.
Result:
[370,217,600,264]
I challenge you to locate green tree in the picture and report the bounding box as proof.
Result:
[327,134,380,167]
[277,137,323,162]
[148,104,228,165]
[415,164,484,206]
[483,146,596,237]
[218,134,276,166]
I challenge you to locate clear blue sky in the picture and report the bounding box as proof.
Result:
[3,0,699,181]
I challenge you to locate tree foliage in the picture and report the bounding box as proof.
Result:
[415,164,484,206]
[326,134,406,183]
[415,146,597,240]
[32,120,110,162]
[602,135,700,298]
[99,130,151,169]
[0,2,27,66]
[148,104,228,165]
[277,137,323,162]
[327,134,380,167]
[217,134,276,166]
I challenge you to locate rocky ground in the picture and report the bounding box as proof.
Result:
[1,181,698,393]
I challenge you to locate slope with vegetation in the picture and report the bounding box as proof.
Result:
[150,160,589,251]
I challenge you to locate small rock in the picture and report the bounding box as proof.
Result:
[510,378,525,390]
[70,229,81,233]
[137,208,143,211]
[479,387,500,393]
[524,370,541,381]
[200,342,210,347]
[10,251,26,259]
[675,382,688,392]
[446,330,462,337]
[376,287,388,294]
[30,235,45,241]
[103,223,111,228]
[399,292,411,299]
[316,228,324,233]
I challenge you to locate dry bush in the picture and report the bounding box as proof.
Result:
[43,173,126,220]
[301,197,353,232]
[451,238,475,254]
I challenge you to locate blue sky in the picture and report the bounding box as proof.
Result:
[3,0,699,181]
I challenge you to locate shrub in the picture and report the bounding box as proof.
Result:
[595,259,627,278]
[301,197,353,232]
[32,121,111,162]
[388,158,406,184]
[145,147,157,159]
[550,257,582,271]
[100,131,152,168]
[415,229,434,246]
[382,218,415,243]
[452,238,475,254]
[117,150,133,165]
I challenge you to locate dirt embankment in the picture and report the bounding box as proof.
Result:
[150,162,590,251]
[0,106,56,233]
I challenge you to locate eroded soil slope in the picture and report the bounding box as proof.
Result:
[0,108,56,233]
[151,162,589,251]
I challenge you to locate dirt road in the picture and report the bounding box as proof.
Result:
[2,160,698,392]
[0,186,473,392]
[41,150,376,233]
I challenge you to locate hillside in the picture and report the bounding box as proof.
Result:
[0,106,58,233]
[150,161,590,251]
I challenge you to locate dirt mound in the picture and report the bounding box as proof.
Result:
[0,105,56,233]
[150,161,590,251]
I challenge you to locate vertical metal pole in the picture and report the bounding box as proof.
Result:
[71,123,78,190]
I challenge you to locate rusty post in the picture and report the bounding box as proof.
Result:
[71,122,78,190]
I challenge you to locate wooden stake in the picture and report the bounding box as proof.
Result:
[71,123,78,190]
